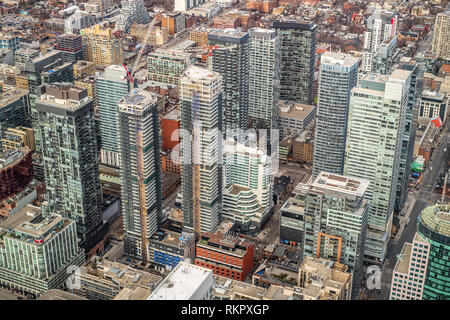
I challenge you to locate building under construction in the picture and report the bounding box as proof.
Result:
[118,88,162,263]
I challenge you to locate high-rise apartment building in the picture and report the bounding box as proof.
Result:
[116,0,150,33]
[118,88,162,263]
[147,49,192,86]
[312,52,359,179]
[80,24,123,68]
[344,69,411,265]
[248,28,280,132]
[97,65,132,168]
[222,139,273,233]
[208,29,249,135]
[0,204,84,297]
[361,10,398,73]
[180,66,223,235]
[33,84,103,249]
[431,10,450,60]
[300,172,369,298]
[0,33,20,52]
[53,34,84,63]
[390,204,450,300]
[273,18,316,105]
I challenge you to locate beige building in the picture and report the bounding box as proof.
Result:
[1,126,35,151]
[73,60,96,78]
[432,10,450,60]
[80,24,123,68]
[130,24,169,46]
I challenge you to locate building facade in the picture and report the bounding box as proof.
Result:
[431,10,450,60]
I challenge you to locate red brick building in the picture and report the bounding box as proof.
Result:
[0,148,33,202]
[161,109,180,151]
[195,232,255,281]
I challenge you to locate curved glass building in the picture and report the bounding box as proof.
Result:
[417,204,450,300]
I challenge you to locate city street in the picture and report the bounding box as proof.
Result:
[369,120,450,300]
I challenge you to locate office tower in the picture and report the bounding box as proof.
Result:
[278,100,316,139]
[13,47,40,72]
[208,29,249,135]
[312,52,359,179]
[301,172,369,298]
[180,66,223,235]
[174,0,206,12]
[273,18,316,105]
[118,88,162,263]
[147,49,191,86]
[160,13,186,36]
[97,65,132,168]
[394,57,421,213]
[80,24,123,68]
[222,139,273,233]
[0,86,30,148]
[33,84,103,248]
[361,10,398,73]
[344,69,411,265]
[0,33,20,52]
[431,10,450,60]
[195,232,255,281]
[390,204,450,300]
[0,204,84,297]
[116,0,150,33]
[248,28,280,132]
[53,34,84,63]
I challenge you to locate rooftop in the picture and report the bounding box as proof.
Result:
[183,65,221,83]
[320,51,360,68]
[419,204,450,237]
[393,242,412,274]
[213,275,267,300]
[278,100,316,120]
[312,172,370,197]
[38,84,90,111]
[148,262,213,300]
[0,86,28,109]
[39,289,87,300]
[118,88,158,114]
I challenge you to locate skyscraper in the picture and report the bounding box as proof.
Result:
[361,10,398,73]
[390,204,450,300]
[431,10,450,60]
[147,49,192,87]
[208,29,249,135]
[180,66,223,236]
[97,65,132,168]
[300,172,369,298]
[273,18,316,105]
[33,84,103,248]
[118,88,162,263]
[248,28,280,132]
[344,69,411,265]
[312,52,359,179]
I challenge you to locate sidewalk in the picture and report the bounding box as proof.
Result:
[393,195,416,242]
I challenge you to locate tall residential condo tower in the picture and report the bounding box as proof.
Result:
[33,84,103,249]
[208,29,249,135]
[431,10,450,60]
[118,88,162,263]
[248,28,281,133]
[312,52,359,179]
[273,18,316,105]
[344,69,411,265]
[180,66,223,236]
[97,65,132,168]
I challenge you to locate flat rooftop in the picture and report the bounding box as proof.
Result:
[278,100,316,120]
[393,242,412,274]
[39,289,87,300]
[0,87,28,108]
[183,65,221,83]
[113,287,151,300]
[213,275,267,300]
[148,262,213,300]
[320,51,360,68]
[312,171,370,197]
[118,88,158,114]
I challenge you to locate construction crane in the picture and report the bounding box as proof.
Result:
[123,13,162,82]
[192,90,202,238]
